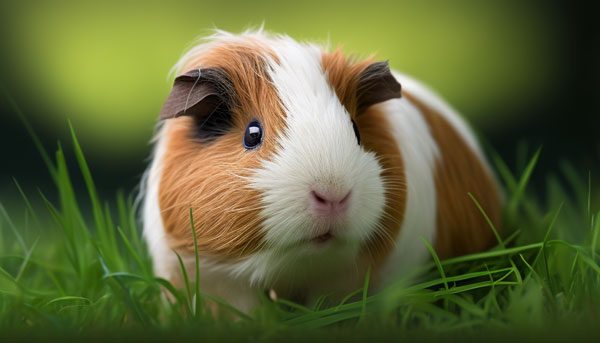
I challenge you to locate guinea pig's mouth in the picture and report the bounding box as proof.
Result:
[309,232,334,244]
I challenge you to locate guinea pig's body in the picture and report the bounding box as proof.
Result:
[142,30,502,313]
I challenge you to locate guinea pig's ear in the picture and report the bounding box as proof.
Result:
[356,61,402,113]
[159,68,232,120]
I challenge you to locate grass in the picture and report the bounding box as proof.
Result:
[1,119,599,340]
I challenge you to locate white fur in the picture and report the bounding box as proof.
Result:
[141,123,177,281]
[251,37,386,247]
[142,30,492,313]
[395,73,480,153]
[373,97,440,287]
[392,72,494,166]
[245,35,387,292]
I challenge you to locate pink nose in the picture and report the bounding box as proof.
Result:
[309,189,352,216]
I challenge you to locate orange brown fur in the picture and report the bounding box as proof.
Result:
[159,39,286,260]
[321,50,407,269]
[403,92,502,259]
[321,49,375,116]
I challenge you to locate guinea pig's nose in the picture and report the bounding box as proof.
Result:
[309,189,352,216]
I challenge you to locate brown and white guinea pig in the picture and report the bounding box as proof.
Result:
[142,29,502,313]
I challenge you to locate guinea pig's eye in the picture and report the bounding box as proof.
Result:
[243,120,263,149]
[351,119,361,145]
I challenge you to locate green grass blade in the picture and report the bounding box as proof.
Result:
[12,178,41,227]
[99,256,151,326]
[359,267,371,322]
[188,208,202,318]
[68,121,107,241]
[508,147,541,216]
[0,203,27,252]
[335,289,363,311]
[592,211,600,257]
[0,84,56,178]
[468,192,504,248]
[422,238,448,290]
[444,294,486,317]
[0,265,21,297]
[275,298,313,313]
[174,250,193,314]
[491,150,517,192]
[587,171,592,223]
[15,237,39,282]
[116,226,146,274]
[44,296,92,308]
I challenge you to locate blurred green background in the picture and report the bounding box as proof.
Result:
[0,0,598,203]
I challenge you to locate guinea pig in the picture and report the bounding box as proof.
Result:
[142,29,502,313]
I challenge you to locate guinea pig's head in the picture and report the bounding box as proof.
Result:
[157,31,402,269]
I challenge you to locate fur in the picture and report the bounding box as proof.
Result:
[142,30,502,312]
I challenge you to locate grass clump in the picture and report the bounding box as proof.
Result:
[1,120,599,340]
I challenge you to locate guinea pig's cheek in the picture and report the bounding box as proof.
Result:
[345,151,387,241]
[250,146,386,249]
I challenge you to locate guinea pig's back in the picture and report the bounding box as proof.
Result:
[373,72,502,283]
